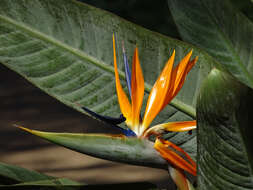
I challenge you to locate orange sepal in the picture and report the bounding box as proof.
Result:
[131,47,144,130]
[171,56,198,99]
[142,51,175,131]
[160,51,197,112]
[154,138,196,176]
[112,35,132,126]
[160,120,196,132]
[143,120,196,137]
[172,50,193,95]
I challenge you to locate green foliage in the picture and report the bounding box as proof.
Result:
[167,0,253,89]
[167,0,253,188]
[197,69,253,189]
[0,162,80,186]
[0,162,54,185]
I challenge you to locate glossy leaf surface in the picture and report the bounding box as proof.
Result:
[197,69,253,189]
[168,0,253,88]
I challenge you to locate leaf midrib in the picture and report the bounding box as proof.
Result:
[0,14,196,118]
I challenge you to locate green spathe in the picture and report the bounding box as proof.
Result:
[18,127,168,169]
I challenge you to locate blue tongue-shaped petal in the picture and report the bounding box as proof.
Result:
[81,107,126,125]
[81,107,136,137]
[122,41,132,98]
[82,107,136,137]
[124,128,137,137]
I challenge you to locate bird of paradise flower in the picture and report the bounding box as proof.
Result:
[17,34,198,190]
[82,34,198,189]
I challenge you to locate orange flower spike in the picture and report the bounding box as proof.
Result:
[186,56,198,74]
[141,51,175,132]
[172,56,198,101]
[173,50,192,89]
[160,50,197,113]
[112,35,132,126]
[171,50,194,98]
[154,138,197,176]
[131,47,144,132]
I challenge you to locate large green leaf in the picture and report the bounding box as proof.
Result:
[167,0,253,89]
[0,0,215,160]
[197,69,253,189]
[0,162,79,185]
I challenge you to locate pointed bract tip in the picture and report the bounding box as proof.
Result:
[14,124,33,133]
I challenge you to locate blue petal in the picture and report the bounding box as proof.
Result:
[82,107,136,136]
[122,42,132,98]
[112,125,136,137]
[81,107,126,125]
[124,128,137,137]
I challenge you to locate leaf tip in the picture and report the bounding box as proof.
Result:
[14,124,33,134]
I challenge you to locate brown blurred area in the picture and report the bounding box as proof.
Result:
[0,64,172,188]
